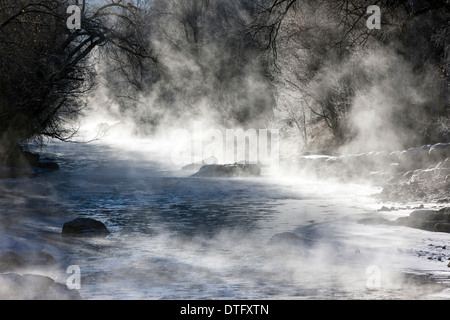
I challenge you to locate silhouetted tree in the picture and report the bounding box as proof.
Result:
[0,0,152,164]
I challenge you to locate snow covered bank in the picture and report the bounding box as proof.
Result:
[278,142,450,203]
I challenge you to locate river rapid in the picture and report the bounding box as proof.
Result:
[1,139,449,300]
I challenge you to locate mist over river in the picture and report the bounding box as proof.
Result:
[1,139,449,300]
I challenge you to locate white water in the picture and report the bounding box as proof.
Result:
[1,139,450,299]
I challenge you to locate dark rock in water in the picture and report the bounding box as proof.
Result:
[36,160,60,170]
[434,223,450,233]
[0,251,56,272]
[429,143,450,161]
[268,232,309,246]
[62,218,110,237]
[391,208,450,233]
[182,162,204,171]
[0,252,25,271]
[394,216,410,226]
[377,206,396,212]
[191,163,261,177]
[406,219,437,231]
[409,209,450,223]
[182,156,218,171]
[0,273,82,300]
[357,208,450,233]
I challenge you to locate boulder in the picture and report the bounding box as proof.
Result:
[191,163,261,177]
[393,208,450,233]
[182,156,218,171]
[62,218,110,237]
[394,216,410,226]
[434,223,450,233]
[182,162,204,171]
[409,209,450,222]
[358,208,450,233]
[35,160,60,170]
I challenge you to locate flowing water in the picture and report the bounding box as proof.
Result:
[1,140,449,299]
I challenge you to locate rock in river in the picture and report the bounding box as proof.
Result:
[191,163,261,177]
[62,218,110,237]
[357,208,450,233]
[393,208,450,232]
[268,232,310,246]
[434,222,450,233]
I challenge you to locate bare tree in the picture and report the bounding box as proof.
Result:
[248,0,449,150]
[0,0,152,164]
[102,0,275,130]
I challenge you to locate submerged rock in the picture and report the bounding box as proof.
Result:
[62,218,110,237]
[357,208,450,233]
[0,273,81,300]
[191,163,261,177]
[434,223,450,233]
[267,232,309,246]
[409,209,450,223]
[35,160,60,170]
[182,156,218,171]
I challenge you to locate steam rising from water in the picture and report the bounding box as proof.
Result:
[48,175,449,300]
[2,1,448,300]
[342,46,441,154]
[56,44,447,299]
[1,135,449,299]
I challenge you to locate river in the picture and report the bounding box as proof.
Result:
[1,139,449,299]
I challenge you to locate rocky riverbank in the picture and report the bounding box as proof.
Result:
[280,142,450,204]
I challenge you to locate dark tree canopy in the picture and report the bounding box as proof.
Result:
[0,0,151,163]
[248,0,449,151]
